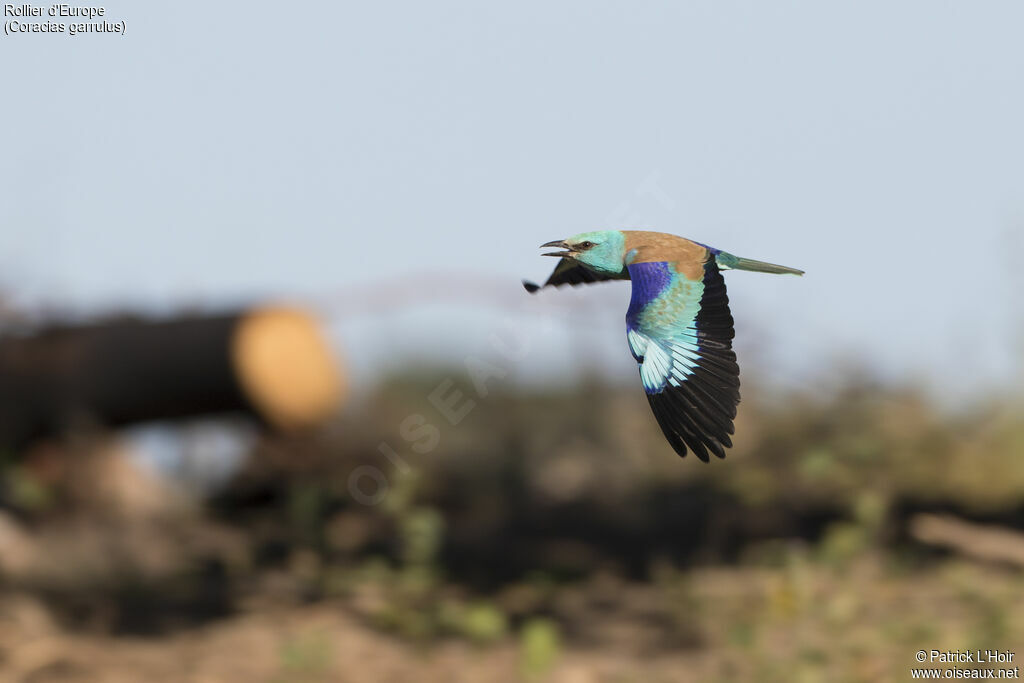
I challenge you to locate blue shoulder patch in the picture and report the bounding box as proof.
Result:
[625,261,672,329]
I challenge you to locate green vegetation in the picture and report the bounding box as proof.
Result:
[2,374,1022,681]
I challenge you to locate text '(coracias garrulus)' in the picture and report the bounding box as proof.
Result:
[525,230,804,463]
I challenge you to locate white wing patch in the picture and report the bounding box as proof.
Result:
[639,340,672,392]
[628,327,699,394]
[627,328,649,359]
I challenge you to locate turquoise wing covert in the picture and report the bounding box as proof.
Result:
[625,258,740,462]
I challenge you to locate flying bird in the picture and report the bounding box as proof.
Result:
[525,230,803,462]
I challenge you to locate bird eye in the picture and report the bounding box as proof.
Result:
[578,241,595,249]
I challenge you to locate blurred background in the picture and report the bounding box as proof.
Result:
[2,2,1023,681]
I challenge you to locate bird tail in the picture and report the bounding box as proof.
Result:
[715,252,804,276]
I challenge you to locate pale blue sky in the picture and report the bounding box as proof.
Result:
[3,1,1023,402]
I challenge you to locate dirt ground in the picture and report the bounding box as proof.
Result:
[3,555,1022,683]
[1,597,698,683]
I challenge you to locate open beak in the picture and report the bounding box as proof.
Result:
[540,239,575,258]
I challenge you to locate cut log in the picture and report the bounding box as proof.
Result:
[0,307,344,449]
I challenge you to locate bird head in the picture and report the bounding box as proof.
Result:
[540,231,626,274]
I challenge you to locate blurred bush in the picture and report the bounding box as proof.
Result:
[1,370,1022,680]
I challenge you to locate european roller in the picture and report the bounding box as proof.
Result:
[525,230,803,462]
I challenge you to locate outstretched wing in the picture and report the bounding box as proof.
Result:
[625,258,739,462]
[523,258,629,293]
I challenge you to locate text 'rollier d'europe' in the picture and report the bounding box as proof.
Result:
[3,4,126,37]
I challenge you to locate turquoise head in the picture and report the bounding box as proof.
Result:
[540,230,627,275]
